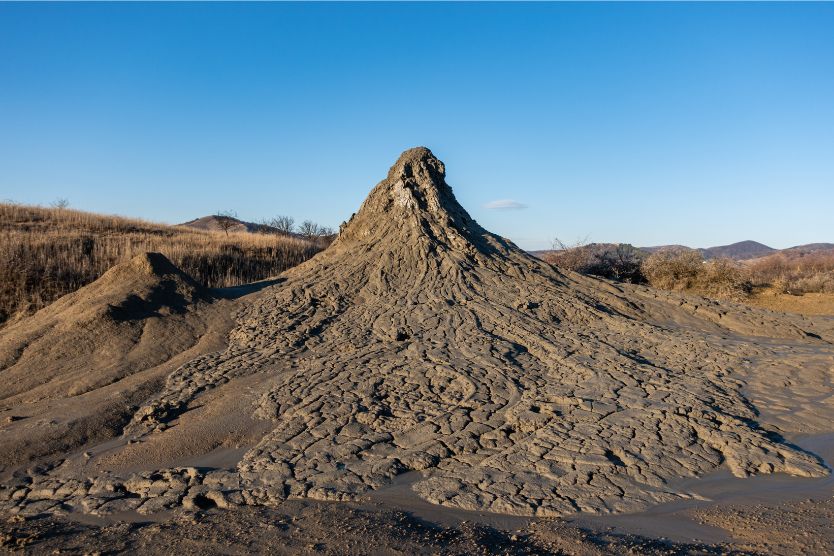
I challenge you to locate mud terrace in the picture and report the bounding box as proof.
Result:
[1,148,832,522]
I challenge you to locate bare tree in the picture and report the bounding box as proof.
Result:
[51,198,70,209]
[269,215,295,234]
[298,220,320,239]
[215,210,238,236]
[297,220,336,248]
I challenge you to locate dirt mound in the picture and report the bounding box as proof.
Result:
[2,149,833,520]
[0,253,233,470]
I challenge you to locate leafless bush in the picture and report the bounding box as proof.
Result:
[697,258,752,301]
[0,203,322,325]
[642,250,751,300]
[545,238,645,282]
[544,237,593,273]
[789,273,834,294]
[747,252,834,294]
[592,244,645,282]
[641,249,703,290]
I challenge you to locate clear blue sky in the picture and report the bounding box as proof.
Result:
[1,2,832,250]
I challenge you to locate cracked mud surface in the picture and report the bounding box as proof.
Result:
[2,148,834,528]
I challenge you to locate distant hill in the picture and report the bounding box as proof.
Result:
[640,240,775,261]
[701,240,776,260]
[179,215,282,235]
[536,240,831,262]
[639,244,693,255]
[780,243,834,256]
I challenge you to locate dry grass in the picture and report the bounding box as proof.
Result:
[747,251,834,295]
[640,249,752,301]
[640,249,703,290]
[640,248,834,305]
[0,203,322,324]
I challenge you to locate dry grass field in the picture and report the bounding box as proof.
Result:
[0,203,322,325]
[748,250,834,295]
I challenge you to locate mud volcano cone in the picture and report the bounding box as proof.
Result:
[116,147,826,517]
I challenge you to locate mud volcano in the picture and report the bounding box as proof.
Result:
[2,147,830,519]
[132,146,828,513]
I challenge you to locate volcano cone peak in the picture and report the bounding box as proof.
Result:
[386,146,446,182]
[333,147,518,267]
[378,146,450,216]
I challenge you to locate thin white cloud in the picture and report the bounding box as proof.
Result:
[484,199,527,210]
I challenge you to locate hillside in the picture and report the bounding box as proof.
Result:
[639,240,834,261]
[641,240,776,260]
[781,242,834,256]
[636,244,692,255]
[701,240,776,260]
[179,215,281,235]
[0,253,235,469]
[180,215,336,245]
[0,203,321,325]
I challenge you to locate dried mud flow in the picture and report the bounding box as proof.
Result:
[2,148,834,531]
[0,253,235,470]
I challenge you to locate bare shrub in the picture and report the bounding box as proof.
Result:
[0,203,322,326]
[641,249,703,291]
[544,237,593,273]
[696,258,752,301]
[590,244,645,282]
[748,252,834,294]
[642,250,752,301]
[790,272,834,294]
[544,238,645,283]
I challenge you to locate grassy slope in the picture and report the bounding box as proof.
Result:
[0,203,322,324]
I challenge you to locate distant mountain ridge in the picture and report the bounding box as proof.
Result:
[702,240,776,260]
[781,243,834,256]
[642,240,776,261]
[536,240,834,261]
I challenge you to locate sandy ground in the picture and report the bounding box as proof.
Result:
[2,148,834,554]
[748,287,834,316]
[0,501,757,555]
